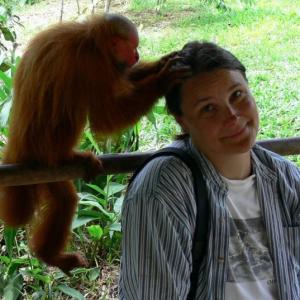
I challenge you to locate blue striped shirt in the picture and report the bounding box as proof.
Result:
[119,138,300,299]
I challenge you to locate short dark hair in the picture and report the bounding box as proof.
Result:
[165,41,247,116]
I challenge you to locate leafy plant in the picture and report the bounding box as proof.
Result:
[0,4,20,68]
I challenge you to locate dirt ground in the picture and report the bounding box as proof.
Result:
[15,0,130,51]
[14,0,185,53]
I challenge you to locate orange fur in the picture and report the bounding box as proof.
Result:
[0,13,187,274]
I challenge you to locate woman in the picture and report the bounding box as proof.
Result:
[119,42,300,300]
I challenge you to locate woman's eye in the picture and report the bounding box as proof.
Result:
[201,104,215,113]
[234,90,243,98]
[232,90,247,102]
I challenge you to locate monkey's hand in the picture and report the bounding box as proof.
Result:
[155,51,180,73]
[128,51,180,81]
[73,152,104,182]
[156,56,192,94]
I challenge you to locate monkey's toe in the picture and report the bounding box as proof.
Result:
[56,252,88,276]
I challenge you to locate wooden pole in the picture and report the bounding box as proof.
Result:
[0,137,300,187]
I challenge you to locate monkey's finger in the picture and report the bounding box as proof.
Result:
[161,68,193,91]
[162,65,192,81]
[83,157,104,182]
[166,55,187,64]
[170,65,192,74]
[160,51,180,62]
[160,56,189,74]
[73,151,104,182]
[156,51,181,72]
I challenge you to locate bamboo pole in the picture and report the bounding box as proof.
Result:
[0,137,300,187]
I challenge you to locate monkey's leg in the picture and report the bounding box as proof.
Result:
[29,182,87,274]
[0,186,37,227]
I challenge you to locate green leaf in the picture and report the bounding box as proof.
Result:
[153,104,166,115]
[56,285,85,300]
[0,255,10,264]
[104,182,126,197]
[87,225,103,240]
[113,195,124,214]
[0,7,7,17]
[146,110,157,126]
[0,98,12,126]
[78,192,99,201]
[3,273,23,300]
[72,216,97,229]
[79,199,114,219]
[0,51,5,66]
[85,184,105,195]
[88,268,100,281]
[84,130,101,153]
[0,70,12,89]
[110,222,121,232]
[0,87,7,100]
[4,226,17,258]
[30,273,51,284]
[0,26,15,42]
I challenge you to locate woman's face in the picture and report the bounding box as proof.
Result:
[176,69,259,159]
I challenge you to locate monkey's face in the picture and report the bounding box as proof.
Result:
[112,34,139,69]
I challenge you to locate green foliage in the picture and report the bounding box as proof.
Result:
[76,176,125,259]
[0,5,18,69]
[0,4,18,152]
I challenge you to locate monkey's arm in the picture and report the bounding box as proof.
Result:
[128,51,179,81]
[89,58,191,135]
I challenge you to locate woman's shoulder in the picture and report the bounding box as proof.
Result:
[129,154,193,196]
[129,139,191,190]
[253,144,300,178]
[124,143,196,223]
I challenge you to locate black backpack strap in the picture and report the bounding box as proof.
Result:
[128,147,209,299]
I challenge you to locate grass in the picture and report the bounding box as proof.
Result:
[129,0,300,160]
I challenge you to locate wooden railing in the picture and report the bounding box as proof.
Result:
[0,137,300,187]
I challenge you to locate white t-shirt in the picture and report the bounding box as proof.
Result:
[222,174,278,300]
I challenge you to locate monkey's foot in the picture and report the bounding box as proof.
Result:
[55,252,88,276]
[73,151,104,182]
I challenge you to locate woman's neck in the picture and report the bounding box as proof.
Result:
[206,151,252,180]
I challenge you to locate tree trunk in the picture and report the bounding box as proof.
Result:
[90,0,95,14]
[105,0,112,13]
[76,0,80,15]
[60,0,64,21]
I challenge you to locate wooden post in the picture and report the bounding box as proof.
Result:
[0,137,300,187]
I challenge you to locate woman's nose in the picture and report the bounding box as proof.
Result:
[223,104,239,124]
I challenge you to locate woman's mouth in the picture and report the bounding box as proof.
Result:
[221,124,248,140]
